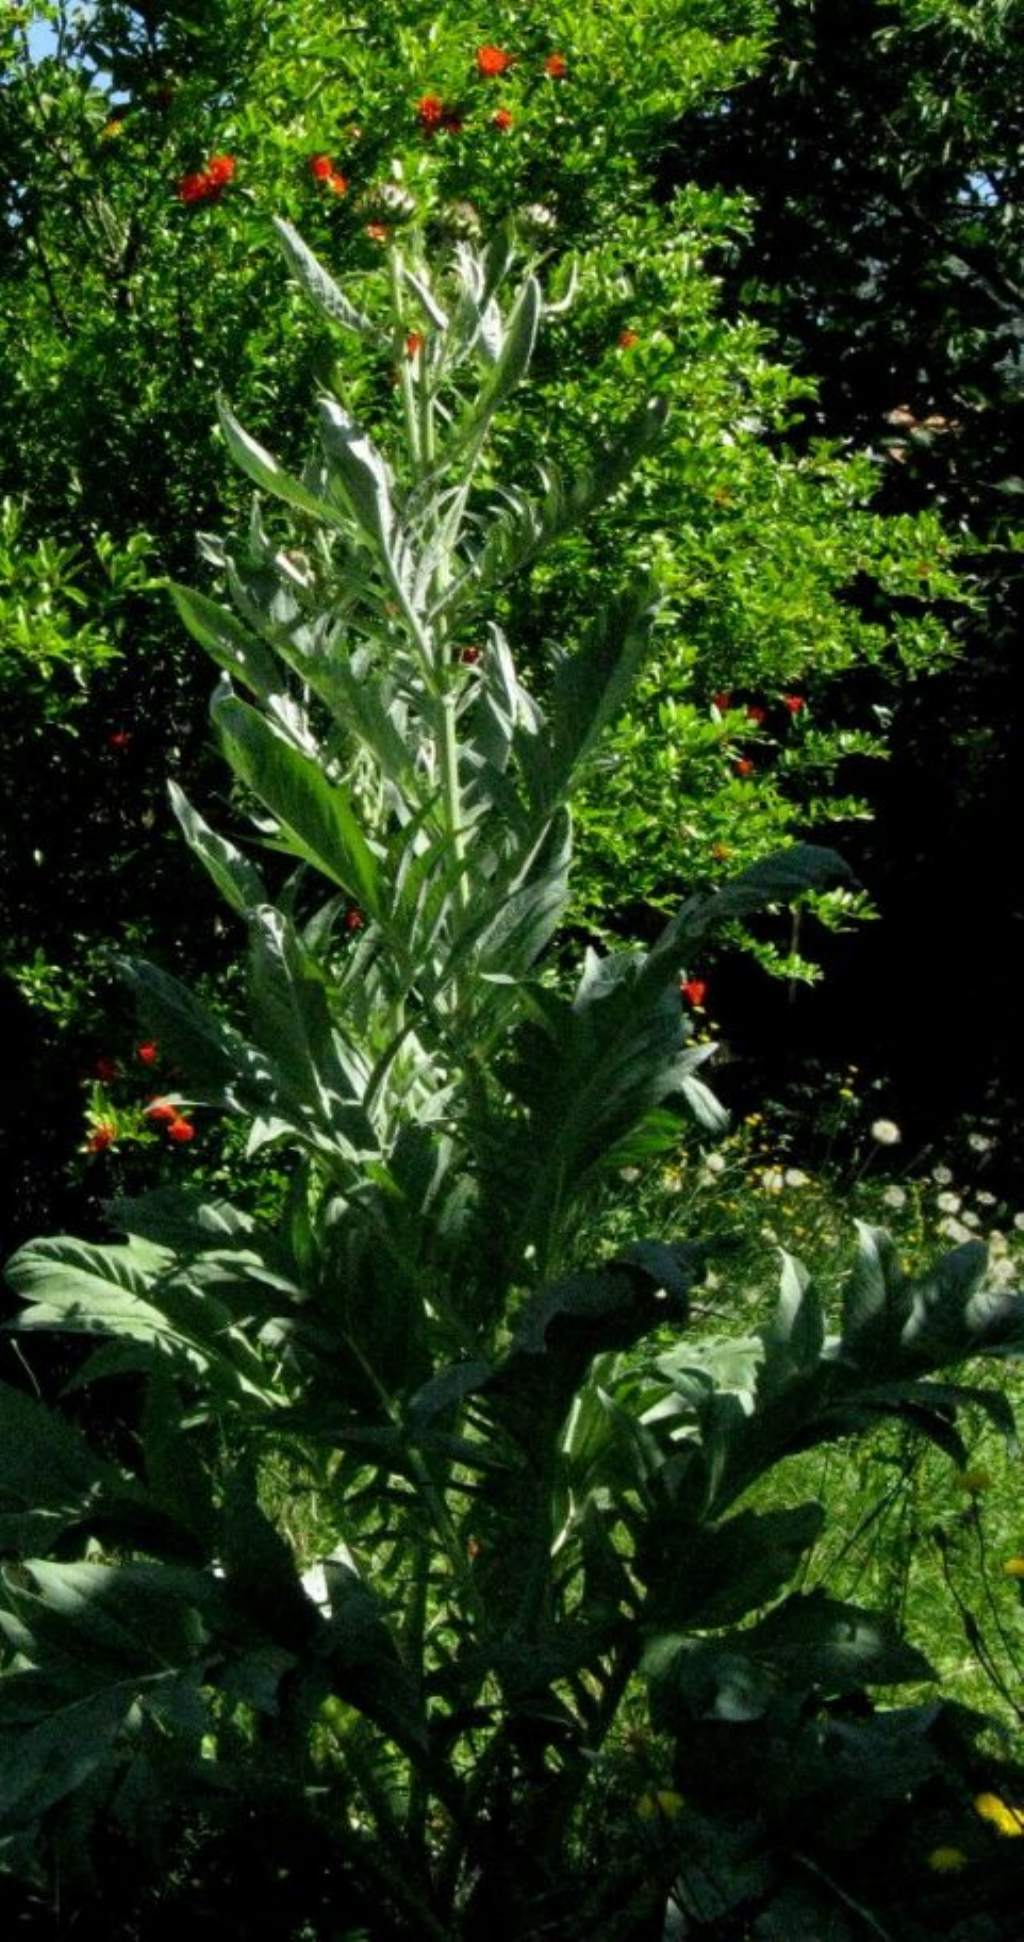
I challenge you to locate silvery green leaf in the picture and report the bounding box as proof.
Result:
[448,274,541,455]
[273,217,378,338]
[402,265,448,332]
[477,296,503,365]
[317,398,397,557]
[166,581,279,700]
[216,398,328,523]
[168,782,267,917]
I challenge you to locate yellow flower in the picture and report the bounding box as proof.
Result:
[974,1792,1024,1837]
[958,1467,993,1495]
[99,118,125,141]
[927,1846,968,1873]
[1002,1557,1024,1578]
[637,1790,684,1823]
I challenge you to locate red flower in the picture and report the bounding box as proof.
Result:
[344,907,365,932]
[712,691,732,713]
[618,329,639,349]
[136,1040,159,1067]
[93,1055,118,1082]
[365,222,389,243]
[680,978,707,1008]
[734,757,755,778]
[405,331,425,358]
[107,729,132,750]
[205,153,236,186]
[783,693,806,714]
[167,1117,196,1144]
[178,169,213,204]
[545,53,567,77]
[309,153,334,180]
[476,45,513,76]
[459,645,482,665]
[144,1098,178,1125]
[178,155,235,203]
[746,704,767,725]
[326,170,348,195]
[417,93,445,128]
[492,107,514,130]
[86,1121,117,1154]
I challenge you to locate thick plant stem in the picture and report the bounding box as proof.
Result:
[389,246,421,474]
[439,689,470,917]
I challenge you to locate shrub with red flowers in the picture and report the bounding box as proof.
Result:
[544,53,567,78]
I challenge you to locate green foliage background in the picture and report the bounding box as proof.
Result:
[1,2,1022,1936]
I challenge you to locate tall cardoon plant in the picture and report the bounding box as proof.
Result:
[2,219,1021,1940]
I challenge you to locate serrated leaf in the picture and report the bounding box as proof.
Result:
[443,398,669,608]
[649,845,855,985]
[119,954,277,1109]
[212,693,381,913]
[0,1380,131,1555]
[273,217,377,337]
[166,582,280,699]
[0,1680,135,1828]
[519,587,659,812]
